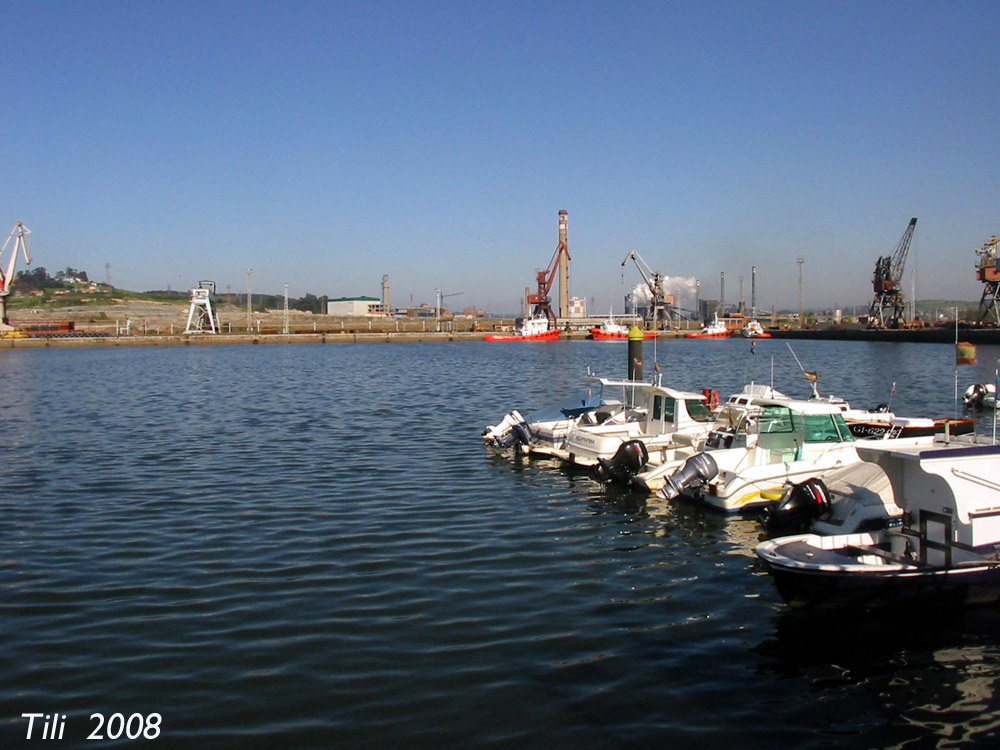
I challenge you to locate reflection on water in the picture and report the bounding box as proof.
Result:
[3,339,1000,748]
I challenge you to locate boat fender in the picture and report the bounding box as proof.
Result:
[761,477,831,536]
[591,440,649,484]
[658,452,719,500]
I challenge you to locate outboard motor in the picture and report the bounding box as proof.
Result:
[591,440,649,483]
[483,410,533,452]
[658,452,719,500]
[483,410,525,447]
[761,477,831,536]
[964,383,993,409]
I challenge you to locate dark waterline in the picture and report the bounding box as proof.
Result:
[3,339,1000,749]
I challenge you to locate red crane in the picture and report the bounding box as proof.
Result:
[526,233,569,323]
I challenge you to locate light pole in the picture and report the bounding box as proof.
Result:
[797,256,804,329]
[246,268,253,331]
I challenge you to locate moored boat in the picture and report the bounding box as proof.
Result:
[755,441,1000,610]
[589,312,660,340]
[636,395,862,512]
[482,375,647,456]
[684,314,731,339]
[484,314,560,341]
[737,319,771,338]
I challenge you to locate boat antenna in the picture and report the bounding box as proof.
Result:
[785,342,820,399]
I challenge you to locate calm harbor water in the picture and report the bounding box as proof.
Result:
[4,338,1000,749]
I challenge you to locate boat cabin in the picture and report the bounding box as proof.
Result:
[858,443,1000,553]
[751,399,855,464]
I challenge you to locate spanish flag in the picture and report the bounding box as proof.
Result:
[956,341,977,365]
[803,371,818,382]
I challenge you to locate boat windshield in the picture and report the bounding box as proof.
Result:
[686,399,715,423]
[757,406,854,442]
[795,412,854,443]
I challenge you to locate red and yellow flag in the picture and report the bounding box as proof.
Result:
[803,371,818,382]
[956,341,977,365]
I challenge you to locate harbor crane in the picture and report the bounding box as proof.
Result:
[974,235,1000,325]
[867,217,917,329]
[0,221,31,326]
[621,249,670,328]
[526,212,570,323]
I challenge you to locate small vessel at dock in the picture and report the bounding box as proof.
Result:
[756,441,1000,610]
[684,314,731,339]
[589,312,659,340]
[484,314,560,341]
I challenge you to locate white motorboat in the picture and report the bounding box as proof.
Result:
[755,441,1000,610]
[591,383,787,484]
[482,376,646,456]
[635,395,863,512]
[555,383,716,469]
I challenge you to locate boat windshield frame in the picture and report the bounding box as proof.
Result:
[757,404,854,443]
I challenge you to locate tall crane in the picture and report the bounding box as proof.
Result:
[974,235,1000,325]
[621,249,669,328]
[526,211,570,323]
[867,217,917,329]
[0,221,31,326]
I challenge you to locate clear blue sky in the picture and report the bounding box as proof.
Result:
[3,1,998,314]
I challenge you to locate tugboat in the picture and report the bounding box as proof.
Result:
[589,312,659,340]
[755,441,1000,610]
[684,314,731,339]
[484,314,560,341]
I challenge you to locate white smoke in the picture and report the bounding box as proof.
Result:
[629,276,699,309]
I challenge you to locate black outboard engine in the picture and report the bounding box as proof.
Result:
[761,477,831,536]
[487,418,533,451]
[591,440,649,483]
[659,452,719,500]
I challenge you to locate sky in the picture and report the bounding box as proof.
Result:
[2,1,998,315]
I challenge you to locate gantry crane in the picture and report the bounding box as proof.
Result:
[974,235,1000,325]
[621,249,670,328]
[0,221,31,326]
[526,212,570,323]
[184,280,221,334]
[867,217,917,329]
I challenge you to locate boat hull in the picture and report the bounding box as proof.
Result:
[590,329,660,340]
[684,331,730,339]
[760,555,1000,611]
[847,418,975,440]
[484,329,561,342]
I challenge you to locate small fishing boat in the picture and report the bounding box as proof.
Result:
[482,376,647,456]
[634,395,862,512]
[554,383,717,470]
[684,314,731,339]
[484,314,560,341]
[755,441,1000,610]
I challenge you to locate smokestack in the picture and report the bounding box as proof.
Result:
[558,210,569,319]
[751,266,757,317]
[382,274,390,310]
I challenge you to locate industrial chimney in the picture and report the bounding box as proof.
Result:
[558,210,569,319]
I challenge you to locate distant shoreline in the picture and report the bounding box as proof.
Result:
[4,325,1000,348]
